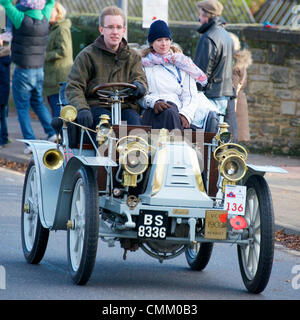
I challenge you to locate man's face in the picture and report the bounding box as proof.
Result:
[99,15,126,52]
[198,8,209,25]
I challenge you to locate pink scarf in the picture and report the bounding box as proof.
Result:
[142,52,207,87]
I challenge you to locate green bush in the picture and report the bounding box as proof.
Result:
[69,14,200,58]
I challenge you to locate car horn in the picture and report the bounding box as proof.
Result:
[43,117,64,170]
[43,105,77,170]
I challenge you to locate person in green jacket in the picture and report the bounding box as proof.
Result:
[44,1,73,118]
[65,5,148,132]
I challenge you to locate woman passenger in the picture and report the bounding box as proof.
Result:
[138,20,208,130]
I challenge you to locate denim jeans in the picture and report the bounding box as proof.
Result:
[47,93,61,118]
[0,105,8,145]
[12,67,55,140]
[209,97,230,115]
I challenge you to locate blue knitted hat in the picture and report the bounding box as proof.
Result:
[147,20,172,44]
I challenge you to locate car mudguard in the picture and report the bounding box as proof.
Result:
[51,155,117,230]
[241,163,288,185]
[19,139,65,229]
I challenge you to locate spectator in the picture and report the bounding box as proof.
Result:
[194,0,234,118]
[230,32,252,142]
[0,0,56,154]
[138,19,208,130]
[44,2,73,118]
[217,17,238,141]
[0,38,11,149]
[65,5,147,133]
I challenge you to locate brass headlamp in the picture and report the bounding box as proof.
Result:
[116,136,149,187]
[214,143,248,182]
[213,122,248,183]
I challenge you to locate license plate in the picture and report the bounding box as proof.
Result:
[204,210,228,240]
[224,185,247,215]
[138,210,168,239]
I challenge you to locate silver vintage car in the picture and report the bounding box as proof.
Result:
[20,82,287,293]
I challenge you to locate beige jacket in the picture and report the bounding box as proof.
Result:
[233,49,252,142]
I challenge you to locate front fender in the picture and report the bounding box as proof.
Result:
[51,155,117,230]
[241,163,288,185]
[19,140,65,229]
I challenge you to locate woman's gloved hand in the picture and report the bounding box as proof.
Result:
[153,100,173,114]
[77,109,93,128]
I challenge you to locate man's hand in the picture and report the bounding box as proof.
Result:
[131,81,146,99]
[0,39,3,47]
[154,101,173,114]
[179,114,190,128]
[77,109,93,128]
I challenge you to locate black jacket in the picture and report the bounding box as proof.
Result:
[194,18,233,98]
[12,15,49,69]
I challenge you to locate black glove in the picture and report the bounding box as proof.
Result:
[131,81,146,99]
[77,109,93,128]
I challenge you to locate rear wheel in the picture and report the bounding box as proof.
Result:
[67,166,99,285]
[237,175,274,293]
[185,242,214,271]
[21,160,49,264]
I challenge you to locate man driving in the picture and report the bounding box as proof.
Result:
[65,5,148,129]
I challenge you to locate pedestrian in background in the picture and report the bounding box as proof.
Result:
[230,32,252,142]
[5,0,47,36]
[44,2,73,118]
[0,0,56,154]
[194,0,233,117]
[0,38,11,149]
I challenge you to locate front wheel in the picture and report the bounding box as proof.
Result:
[67,166,99,285]
[21,160,49,264]
[237,175,274,293]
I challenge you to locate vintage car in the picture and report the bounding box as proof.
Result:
[20,82,287,293]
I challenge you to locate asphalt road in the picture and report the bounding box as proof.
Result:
[0,167,299,301]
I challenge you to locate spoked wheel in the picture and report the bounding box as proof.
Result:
[21,160,49,264]
[185,242,214,271]
[67,166,99,285]
[237,175,274,293]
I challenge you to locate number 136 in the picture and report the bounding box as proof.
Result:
[227,202,244,212]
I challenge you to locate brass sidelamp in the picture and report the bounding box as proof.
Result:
[214,123,248,183]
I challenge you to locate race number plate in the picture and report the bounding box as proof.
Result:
[138,210,168,239]
[224,185,247,216]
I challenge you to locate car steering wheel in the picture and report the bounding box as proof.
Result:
[92,82,137,99]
